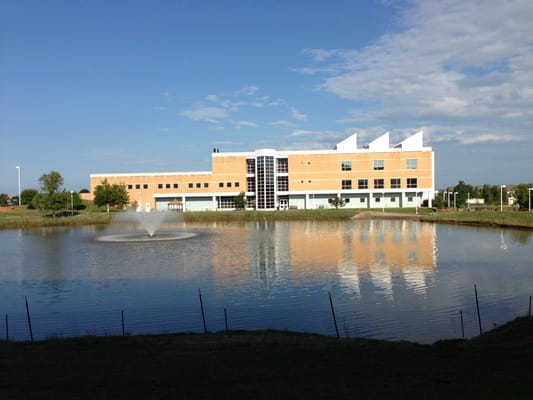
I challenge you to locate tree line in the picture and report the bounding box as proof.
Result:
[432,181,533,209]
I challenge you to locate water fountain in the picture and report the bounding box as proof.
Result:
[97,211,197,242]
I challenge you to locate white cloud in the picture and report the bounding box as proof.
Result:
[270,120,295,128]
[296,0,533,146]
[291,107,307,121]
[234,120,258,129]
[180,106,228,123]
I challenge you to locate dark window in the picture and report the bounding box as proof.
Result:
[143,184,148,189]
[219,182,224,188]
[276,158,288,173]
[277,176,288,191]
[166,183,171,189]
[127,184,132,190]
[358,179,368,189]
[374,179,384,189]
[342,179,352,190]
[407,178,418,188]
[173,183,178,189]
[235,182,240,188]
[373,160,384,170]
[158,184,163,189]
[246,159,255,174]
[188,183,193,189]
[196,183,201,188]
[135,184,140,189]
[227,182,232,188]
[204,183,209,188]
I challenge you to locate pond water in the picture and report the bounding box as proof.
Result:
[0,218,531,343]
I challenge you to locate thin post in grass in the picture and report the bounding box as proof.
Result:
[121,310,125,337]
[474,284,482,336]
[199,289,207,333]
[25,296,34,342]
[460,309,465,339]
[328,292,339,338]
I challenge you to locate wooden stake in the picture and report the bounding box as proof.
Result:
[25,296,34,343]
[328,292,339,338]
[474,285,482,336]
[199,289,207,333]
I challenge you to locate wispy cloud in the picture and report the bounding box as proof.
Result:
[291,107,307,121]
[233,120,258,129]
[295,0,533,146]
[180,106,228,123]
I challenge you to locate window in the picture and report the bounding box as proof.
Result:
[390,178,401,189]
[277,176,288,191]
[374,179,384,189]
[188,183,193,189]
[276,158,288,173]
[235,182,240,188]
[407,178,418,188]
[247,177,255,192]
[375,197,381,203]
[143,184,148,189]
[358,179,368,189]
[174,183,179,189]
[204,183,209,188]
[341,161,352,171]
[360,198,365,203]
[342,179,352,190]
[127,184,132,190]
[196,183,201,188]
[373,160,384,170]
[391,197,396,202]
[135,184,140,189]
[158,184,163,189]
[219,182,224,188]
[166,183,171,189]
[407,159,417,169]
[246,159,255,174]
[227,182,232,188]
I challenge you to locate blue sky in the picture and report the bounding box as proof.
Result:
[1,0,532,194]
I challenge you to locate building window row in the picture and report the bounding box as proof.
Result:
[127,184,150,190]
[276,158,288,173]
[367,159,417,171]
[342,178,418,190]
[218,182,240,188]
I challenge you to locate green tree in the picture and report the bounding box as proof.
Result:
[513,183,533,209]
[93,179,130,211]
[0,193,9,206]
[234,192,246,209]
[21,189,38,207]
[33,171,66,216]
[328,196,346,209]
[452,180,476,208]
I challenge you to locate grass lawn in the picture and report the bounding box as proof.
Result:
[1,317,533,399]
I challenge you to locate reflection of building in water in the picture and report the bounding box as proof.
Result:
[288,220,436,299]
[210,220,436,298]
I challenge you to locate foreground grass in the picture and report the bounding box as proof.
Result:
[1,317,533,399]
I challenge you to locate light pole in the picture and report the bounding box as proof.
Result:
[453,192,458,209]
[447,191,451,208]
[529,188,532,212]
[500,185,506,212]
[70,190,74,216]
[16,166,21,206]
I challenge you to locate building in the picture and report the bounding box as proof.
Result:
[89,131,434,211]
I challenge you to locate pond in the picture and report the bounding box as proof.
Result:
[0,217,531,343]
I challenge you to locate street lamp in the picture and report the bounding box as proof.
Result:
[500,185,506,212]
[447,191,451,208]
[16,166,21,206]
[528,188,533,212]
[70,190,74,216]
[453,192,458,209]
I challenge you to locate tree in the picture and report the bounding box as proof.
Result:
[0,193,9,207]
[513,183,533,209]
[93,179,130,211]
[328,196,346,209]
[452,180,476,208]
[33,171,67,216]
[234,192,246,210]
[21,189,38,207]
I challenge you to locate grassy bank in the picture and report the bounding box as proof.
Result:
[1,317,533,399]
[2,206,532,230]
